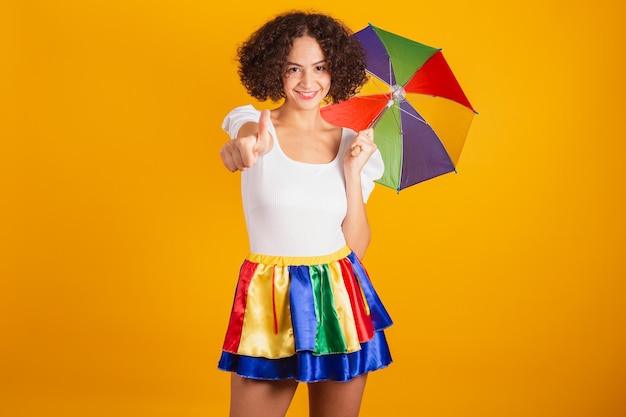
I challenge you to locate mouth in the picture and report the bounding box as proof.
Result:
[295,90,319,100]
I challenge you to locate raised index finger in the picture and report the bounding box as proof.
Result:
[257,109,270,138]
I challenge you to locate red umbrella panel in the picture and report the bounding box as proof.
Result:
[321,24,477,191]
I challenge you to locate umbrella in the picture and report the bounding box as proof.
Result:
[321,24,477,192]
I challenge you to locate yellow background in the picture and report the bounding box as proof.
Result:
[2,0,624,416]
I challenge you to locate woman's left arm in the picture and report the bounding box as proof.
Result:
[342,128,377,259]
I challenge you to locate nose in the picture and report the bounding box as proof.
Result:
[299,70,314,89]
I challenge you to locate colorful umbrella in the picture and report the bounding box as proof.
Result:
[321,24,477,192]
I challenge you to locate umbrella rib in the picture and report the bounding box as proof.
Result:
[365,72,393,95]
[368,104,392,130]
[397,104,427,125]
[359,96,389,103]
[370,102,426,134]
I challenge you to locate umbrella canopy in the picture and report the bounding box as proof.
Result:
[321,24,477,192]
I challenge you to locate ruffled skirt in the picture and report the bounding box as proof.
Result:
[218,246,393,382]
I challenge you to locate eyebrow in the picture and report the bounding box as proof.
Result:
[285,60,327,67]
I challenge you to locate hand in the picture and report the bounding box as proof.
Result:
[344,128,377,172]
[219,110,272,172]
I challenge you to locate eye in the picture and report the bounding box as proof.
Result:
[283,67,301,78]
[315,65,327,72]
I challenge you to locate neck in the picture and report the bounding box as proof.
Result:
[273,103,326,131]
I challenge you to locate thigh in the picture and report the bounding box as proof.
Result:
[229,374,298,417]
[307,375,368,417]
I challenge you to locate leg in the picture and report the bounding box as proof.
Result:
[307,374,368,417]
[229,374,298,417]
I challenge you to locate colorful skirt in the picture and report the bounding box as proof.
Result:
[218,246,393,383]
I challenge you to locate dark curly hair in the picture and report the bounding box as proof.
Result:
[237,11,368,104]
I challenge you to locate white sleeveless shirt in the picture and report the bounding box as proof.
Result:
[222,105,384,257]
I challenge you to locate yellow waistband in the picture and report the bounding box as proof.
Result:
[246,246,352,267]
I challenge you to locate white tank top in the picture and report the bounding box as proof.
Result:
[222,105,384,257]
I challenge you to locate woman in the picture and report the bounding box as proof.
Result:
[218,11,393,417]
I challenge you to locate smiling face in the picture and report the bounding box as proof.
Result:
[282,35,331,110]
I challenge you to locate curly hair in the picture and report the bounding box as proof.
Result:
[237,11,368,104]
